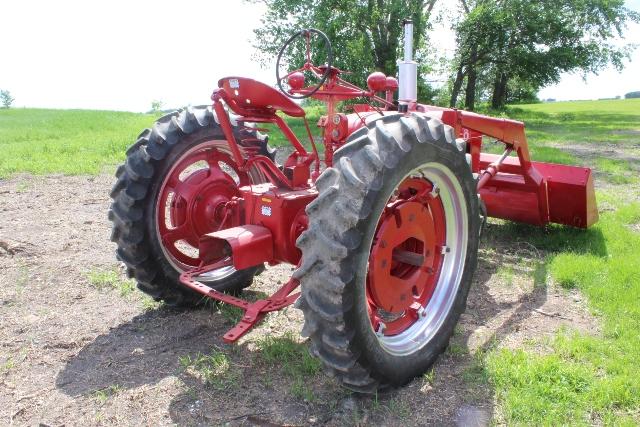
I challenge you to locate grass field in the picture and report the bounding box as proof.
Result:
[0,108,157,178]
[1,99,639,424]
[506,99,640,185]
[483,99,640,424]
[479,202,640,424]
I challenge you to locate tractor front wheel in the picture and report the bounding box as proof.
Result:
[295,113,480,392]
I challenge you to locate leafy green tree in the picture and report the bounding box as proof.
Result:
[503,78,539,104]
[250,0,437,101]
[450,0,639,110]
[0,90,14,108]
[150,100,164,113]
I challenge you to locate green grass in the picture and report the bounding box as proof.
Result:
[478,202,640,425]
[179,350,240,390]
[495,264,516,287]
[500,99,640,183]
[422,368,435,386]
[2,100,637,178]
[86,268,136,298]
[0,107,318,178]
[256,332,322,400]
[265,104,324,148]
[514,98,640,115]
[84,269,162,309]
[92,384,123,404]
[381,396,411,420]
[464,99,640,424]
[447,342,469,356]
[257,332,321,377]
[1,357,15,374]
[218,303,245,324]
[0,108,157,178]
[595,158,637,184]
[508,98,640,146]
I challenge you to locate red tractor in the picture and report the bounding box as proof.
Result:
[110,21,597,392]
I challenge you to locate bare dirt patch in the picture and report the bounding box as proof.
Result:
[0,173,599,426]
[611,129,640,136]
[549,141,640,166]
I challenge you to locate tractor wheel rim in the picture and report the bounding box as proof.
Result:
[155,140,249,282]
[366,163,468,356]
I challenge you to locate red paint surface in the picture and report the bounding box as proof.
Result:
[168,50,599,341]
[367,178,447,336]
[199,225,274,270]
[239,183,317,265]
[478,153,598,228]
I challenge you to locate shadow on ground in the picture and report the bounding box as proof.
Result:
[56,222,606,425]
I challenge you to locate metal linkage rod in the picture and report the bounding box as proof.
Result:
[477,148,513,191]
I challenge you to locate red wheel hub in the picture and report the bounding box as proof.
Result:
[367,178,446,336]
[156,144,249,268]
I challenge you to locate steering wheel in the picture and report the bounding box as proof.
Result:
[276,29,333,99]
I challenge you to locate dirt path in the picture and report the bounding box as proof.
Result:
[0,174,598,426]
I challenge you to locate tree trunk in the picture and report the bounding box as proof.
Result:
[491,73,509,109]
[464,66,477,111]
[463,44,479,111]
[450,64,465,108]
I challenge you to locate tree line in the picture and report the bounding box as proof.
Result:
[250,0,638,110]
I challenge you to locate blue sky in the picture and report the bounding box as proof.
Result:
[1,0,638,111]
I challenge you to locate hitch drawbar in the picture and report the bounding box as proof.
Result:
[179,225,300,342]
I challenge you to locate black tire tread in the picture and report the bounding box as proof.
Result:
[109,105,269,306]
[294,112,477,392]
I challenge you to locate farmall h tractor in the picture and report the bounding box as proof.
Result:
[110,21,598,392]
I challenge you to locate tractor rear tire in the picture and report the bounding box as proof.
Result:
[294,113,480,392]
[109,106,270,307]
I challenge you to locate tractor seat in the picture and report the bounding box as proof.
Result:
[218,77,305,118]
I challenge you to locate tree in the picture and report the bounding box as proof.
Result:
[625,91,640,99]
[0,90,14,108]
[503,78,539,104]
[448,0,510,110]
[450,0,639,110]
[150,100,164,113]
[251,0,437,101]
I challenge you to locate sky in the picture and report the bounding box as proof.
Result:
[1,0,639,112]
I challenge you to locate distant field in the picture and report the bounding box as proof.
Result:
[0,109,156,178]
[1,99,638,179]
[508,98,640,158]
[505,99,640,185]
[516,98,640,115]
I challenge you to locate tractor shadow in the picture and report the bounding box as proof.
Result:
[55,304,230,396]
[56,222,607,426]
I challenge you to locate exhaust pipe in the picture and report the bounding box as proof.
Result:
[398,19,418,105]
